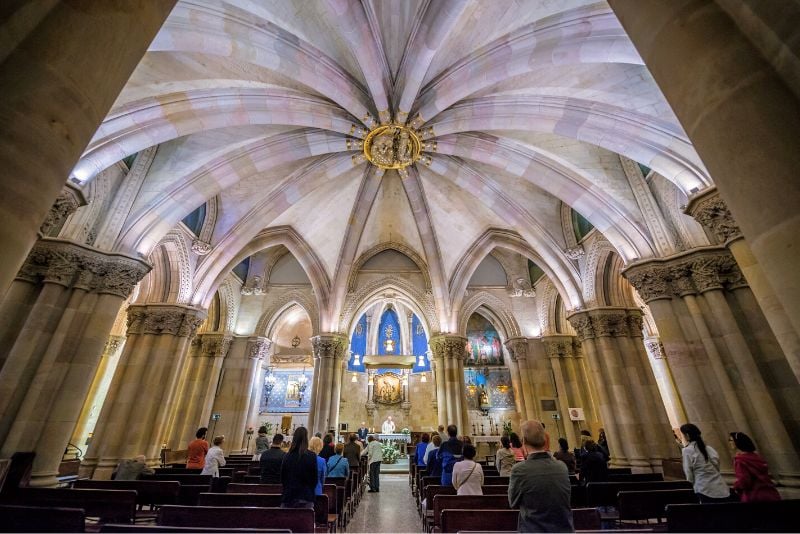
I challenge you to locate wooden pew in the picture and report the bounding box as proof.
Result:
[617,489,697,524]
[608,467,632,475]
[227,483,283,494]
[74,480,180,509]
[176,485,209,506]
[440,509,519,533]
[666,500,800,533]
[572,507,601,530]
[152,468,202,475]
[141,473,211,486]
[430,494,509,532]
[661,458,684,481]
[0,504,85,532]
[586,480,693,508]
[197,492,282,507]
[101,525,290,533]
[482,476,509,486]
[158,505,315,532]
[5,488,136,523]
[607,473,664,483]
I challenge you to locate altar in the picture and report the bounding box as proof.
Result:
[470,435,502,460]
[378,432,411,458]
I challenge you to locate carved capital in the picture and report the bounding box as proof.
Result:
[503,337,529,362]
[201,333,234,359]
[541,337,573,359]
[626,312,645,338]
[568,313,595,341]
[311,334,348,360]
[429,335,469,360]
[246,337,272,360]
[191,239,212,256]
[644,337,667,359]
[126,305,206,337]
[685,188,742,244]
[593,313,627,337]
[40,184,86,236]
[564,245,585,260]
[103,335,125,356]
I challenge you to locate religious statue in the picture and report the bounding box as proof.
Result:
[369,127,396,167]
[397,130,413,165]
[381,415,396,434]
[364,124,421,170]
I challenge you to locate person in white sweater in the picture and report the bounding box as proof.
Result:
[452,444,484,495]
[201,435,227,477]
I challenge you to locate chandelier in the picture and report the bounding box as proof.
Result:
[263,366,276,403]
[297,367,308,402]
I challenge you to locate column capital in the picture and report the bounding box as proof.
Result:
[541,336,576,359]
[103,335,126,356]
[311,333,348,360]
[644,337,667,360]
[685,186,743,245]
[201,333,234,359]
[429,334,468,360]
[39,183,86,236]
[17,238,150,297]
[567,308,633,339]
[246,336,272,360]
[126,304,206,337]
[623,247,746,303]
[503,337,530,362]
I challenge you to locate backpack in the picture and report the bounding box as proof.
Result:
[440,447,462,486]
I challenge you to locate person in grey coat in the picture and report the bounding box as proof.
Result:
[508,420,573,533]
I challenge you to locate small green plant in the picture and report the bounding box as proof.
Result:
[259,421,274,435]
[381,443,399,464]
[502,420,513,436]
[400,427,411,435]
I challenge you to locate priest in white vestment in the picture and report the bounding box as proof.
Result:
[381,415,396,434]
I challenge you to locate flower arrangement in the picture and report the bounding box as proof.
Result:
[502,420,513,437]
[400,427,411,435]
[381,443,400,464]
[259,422,274,435]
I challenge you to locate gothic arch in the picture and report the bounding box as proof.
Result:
[347,242,432,291]
[340,276,438,334]
[457,290,521,340]
[254,289,320,338]
[584,236,637,308]
[136,230,193,304]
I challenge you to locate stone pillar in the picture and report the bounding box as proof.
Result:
[608,0,800,341]
[504,351,527,416]
[71,335,126,454]
[643,337,686,428]
[328,356,347,439]
[309,334,348,435]
[687,188,800,383]
[169,333,232,449]
[431,351,447,426]
[541,337,577,447]
[429,335,469,431]
[625,248,800,485]
[0,1,176,298]
[505,338,537,421]
[569,341,601,429]
[81,304,204,479]
[365,370,377,423]
[0,239,148,486]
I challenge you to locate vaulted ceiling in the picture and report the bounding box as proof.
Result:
[71,0,711,329]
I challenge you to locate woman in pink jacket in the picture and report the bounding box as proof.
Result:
[729,432,781,502]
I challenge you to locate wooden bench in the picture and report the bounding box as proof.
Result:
[74,480,180,509]
[227,483,283,494]
[666,500,800,532]
[5,488,136,523]
[158,505,315,532]
[617,489,697,523]
[0,504,85,532]
[661,459,684,481]
[572,507,601,530]
[608,473,664,483]
[197,492,282,507]
[440,509,518,533]
[482,476,509,486]
[177,485,209,506]
[586,480,693,507]
[152,468,202,475]
[431,494,509,532]
[101,525,290,533]
[141,473,211,486]
[608,467,633,475]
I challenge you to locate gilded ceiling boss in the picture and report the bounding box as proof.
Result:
[364,124,422,170]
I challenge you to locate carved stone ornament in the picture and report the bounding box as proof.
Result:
[362,124,422,170]
[191,239,212,256]
[247,337,273,360]
[103,336,125,355]
[568,314,595,341]
[685,189,742,244]
[429,335,469,360]
[623,247,746,303]
[17,238,150,297]
[126,305,205,337]
[644,338,666,359]
[564,245,585,260]
[503,337,529,362]
[542,339,572,359]
[201,333,233,359]
[271,354,312,365]
[593,313,627,337]
[508,277,535,298]
[241,275,266,296]
[40,184,86,236]
[311,334,348,360]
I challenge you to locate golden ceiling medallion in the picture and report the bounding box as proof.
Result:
[363,124,422,170]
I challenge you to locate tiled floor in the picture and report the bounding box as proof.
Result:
[347,474,421,533]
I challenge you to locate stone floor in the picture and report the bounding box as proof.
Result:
[347,474,421,533]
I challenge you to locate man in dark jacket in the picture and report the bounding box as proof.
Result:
[260,433,286,483]
[508,421,573,532]
[343,433,362,468]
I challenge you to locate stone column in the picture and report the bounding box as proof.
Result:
[310,334,348,435]
[71,335,126,454]
[365,370,377,423]
[625,248,800,485]
[82,304,204,479]
[0,1,176,298]
[431,351,447,426]
[0,239,148,486]
[170,333,232,449]
[328,355,347,438]
[429,335,469,431]
[687,188,800,383]
[504,351,527,416]
[569,341,601,429]
[643,337,686,428]
[541,337,577,447]
[608,0,800,341]
[505,338,537,421]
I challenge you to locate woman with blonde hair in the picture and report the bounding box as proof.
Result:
[308,435,327,495]
[201,436,226,477]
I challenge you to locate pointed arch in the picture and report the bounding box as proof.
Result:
[255,289,320,339]
[457,290,521,340]
[136,230,193,304]
[347,242,432,291]
[339,276,438,334]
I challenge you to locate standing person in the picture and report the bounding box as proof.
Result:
[509,432,527,461]
[452,444,484,495]
[381,415,396,434]
[254,426,269,459]
[343,433,362,468]
[437,425,447,441]
[597,428,610,461]
[426,434,443,477]
[680,423,731,503]
[554,438,577,474]
[327,443,350,478]
[281,427,318,509]
[320,434,335,461]
[423,431,439,465]
[729,431,781,502]
[201,436,226,477]
[260,433,286,483]
[578,441,607,484]
[115,455,154,480]
[356,422,369,443]
[415,433,430,468]
[362,435,383,492]
[495,435,516,476]
[508,420,573,533]
[438,425,464,486]
[308,436,327,496]
[186,427,209,469]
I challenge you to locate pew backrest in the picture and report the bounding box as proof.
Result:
[572,507,601,530]
[618,489,697,521]
[0,504,85,533]
[586,480,693,507]
[74,480,180,506]
[432,495,510,529]
[440,508,519,533]
[608,473,664,483]
[666,500,800,533]
[481,485,509,495]
[101,525,290,533]
[176,485,208,506]
[227,483,283,494]
[7,488,136,523]
[142,474,212,486]
[482,476,509,486]
[196,492,282,508]
[158,505,314,532]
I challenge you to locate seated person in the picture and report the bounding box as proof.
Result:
[115,455,154,480]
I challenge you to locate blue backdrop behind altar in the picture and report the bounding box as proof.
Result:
[260,369,313,413]
[347,309,431,372]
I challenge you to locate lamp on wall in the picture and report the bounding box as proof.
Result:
[352,352,361,366]
[297,367,308,402]
[351,372,358,383]
[291,335,301,348]
[420,373,427,383]
[264,366,276,403]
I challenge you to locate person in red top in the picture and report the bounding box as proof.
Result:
[186,427,209,469]
[729,431,781,502]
